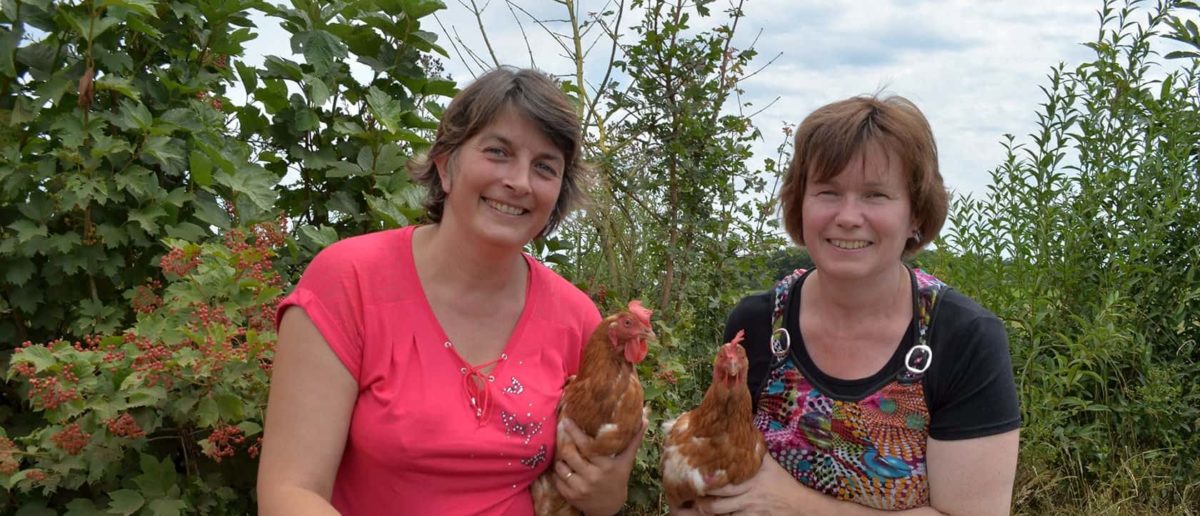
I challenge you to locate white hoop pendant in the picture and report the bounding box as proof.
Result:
[770,328,791,359]
[905,344,933,374]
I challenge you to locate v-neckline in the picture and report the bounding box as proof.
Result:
[403,226,535,376]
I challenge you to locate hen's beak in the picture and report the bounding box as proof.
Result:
[727,361,741,377]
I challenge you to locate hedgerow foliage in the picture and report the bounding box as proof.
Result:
[4,219,285,514]
[932,0,1200,511]
[1,0,450,512]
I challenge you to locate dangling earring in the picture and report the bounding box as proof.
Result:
[910,230,922,243]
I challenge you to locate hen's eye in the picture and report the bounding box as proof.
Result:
[623,319,631,326]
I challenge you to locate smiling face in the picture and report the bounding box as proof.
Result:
[434,106,565,250]
[801,143,917,282]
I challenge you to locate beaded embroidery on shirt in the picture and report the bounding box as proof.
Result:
[754,268,947,510]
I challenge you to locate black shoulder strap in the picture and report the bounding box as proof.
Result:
[896,270,949,383]
[768,268,805,367]
[766,268,949,382]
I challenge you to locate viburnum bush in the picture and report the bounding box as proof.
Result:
[2,218,287,515]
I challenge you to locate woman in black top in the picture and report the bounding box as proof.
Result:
[690,95,1020,515]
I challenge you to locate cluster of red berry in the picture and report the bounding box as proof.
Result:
[131,280,163,314]
[161,246,201,277]
[204,425,246,463]
[127,332,175,388]
[224,217,288,290]
[50,423,91,455]
[23,368,80,411]
[0,437,19,474]
[105,412,145,439]
[192,303,233,328]
[243,299,280,333]
[194,90,223,111]
[197,334,245,376]
[247,436,263,459]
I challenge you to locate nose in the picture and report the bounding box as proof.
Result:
[502,162,533,195]
[832,197,864,227]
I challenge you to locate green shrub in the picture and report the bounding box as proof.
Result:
[932,0,1200,510]
[2,219,285,514]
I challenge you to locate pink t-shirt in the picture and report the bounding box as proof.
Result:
[275,226,601,515]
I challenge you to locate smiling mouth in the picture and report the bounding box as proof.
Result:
[484,198,528,216]
[829,239,871,250]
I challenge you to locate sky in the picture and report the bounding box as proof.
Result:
[243,0,1171,199]
[422,0,1105,199]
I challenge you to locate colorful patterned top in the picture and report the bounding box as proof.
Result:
[723,268,1020,511]
[276,226,601,515]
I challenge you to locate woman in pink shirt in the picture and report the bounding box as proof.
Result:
[257,67,642,515]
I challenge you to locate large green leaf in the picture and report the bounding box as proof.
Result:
[101,0,158,18]
[8,343,55,373]
[214,164,279,211]
[192,191,231,230]
[4,257,35,285]
[197,397,219,427]
[106,490,145,516]
[63,498,106,516]
[401,0,447,20]
[113,100,153,132]
[299,224,339,248]
[189,150,214,187]
[235,61,258,95]
[94,75,141,102]
[9,219,48,243]
[0,26,20,77]
[303,73,331,106]
[128,204,167,234]
[147,499,186,516]
[215,393,244,420]
[134,454,178,498]
[114,165,159,197]
[292,29,347,74]
[365,86,404,134]
[142,135,186,169]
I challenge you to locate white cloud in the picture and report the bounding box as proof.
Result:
[243,1,1194,201]
[428,0,1110,198]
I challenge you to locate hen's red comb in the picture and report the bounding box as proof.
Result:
[627,300,652,326]
[728,329,745,348]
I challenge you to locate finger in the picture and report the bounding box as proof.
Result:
[559,418,597,456]
[693,497,716,515]
[703,492,746,515]
[556,438,595,474]
[552,463,578,497]
[706,480,752,497]
[554,457,578,484]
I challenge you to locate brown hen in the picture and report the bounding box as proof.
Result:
[532,300,654,516]
[660,330,765,509]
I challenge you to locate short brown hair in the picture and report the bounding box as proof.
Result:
[779,95,947,258]
[408,66,587,239]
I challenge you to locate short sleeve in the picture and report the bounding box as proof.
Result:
[926,312,1022,440]
[276,243,367,382]
[532,261,601,376]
